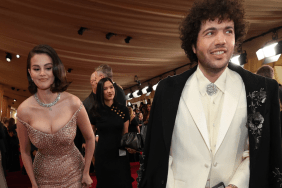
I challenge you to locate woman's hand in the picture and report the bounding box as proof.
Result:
[126,148,137,154]
[32,183,38,188]
[82,173,93,188]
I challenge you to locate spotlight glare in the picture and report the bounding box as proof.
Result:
[230,55,240,65]
[133,90,141,98]
[146,92,151,96]
[263,42,278,58]
[256,49,264,60]
[16,54,20,58]
[6,53,12,62]
[153,83,159,91]
[142,86,148,94]
[263,54,281,64]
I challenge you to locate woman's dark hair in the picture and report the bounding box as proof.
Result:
[180,0,248,63]
[92,77,117,118]
[27,44,70,94]
[8,118,16,133]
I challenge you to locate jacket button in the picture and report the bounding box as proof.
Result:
[161,180,164,184]
[204,164,209,168]
[214,162,218,167]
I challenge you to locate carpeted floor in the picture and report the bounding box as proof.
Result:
[6,162,140,188]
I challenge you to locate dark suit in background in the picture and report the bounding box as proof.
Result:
[114,82,126,106]
[74,92,96,153]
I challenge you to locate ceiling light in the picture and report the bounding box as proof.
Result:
[16,54,20,58]
[256,41,282,60]
[230,51,247,66]
[6,53,12,62]
[67,68,73,73]
[147,85,153,93]
[78,27,88,35]
[129,93,133,99]
[263,54,281,64]
[256,49,264,60]
[13,99,16,102]
[153,83,159,91]
[142,86,148,95]
[137,89,143,96]
[125,36,132,43]
[133,89,141,98]
[230,55,240,65]
[263,42,278,58]
[106,32,116,40]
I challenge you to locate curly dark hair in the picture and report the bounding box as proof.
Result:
[180,0,248,63]
[27,44,70,94]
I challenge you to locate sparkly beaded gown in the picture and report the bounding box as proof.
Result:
[17,104,85,188]
[91,102,132,188]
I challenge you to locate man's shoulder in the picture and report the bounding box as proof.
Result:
[83,92,95,109]
[158,67,195,88]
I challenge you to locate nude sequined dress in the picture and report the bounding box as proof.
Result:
[17,104,85,188]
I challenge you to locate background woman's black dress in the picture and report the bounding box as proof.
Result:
[92,103,132,188]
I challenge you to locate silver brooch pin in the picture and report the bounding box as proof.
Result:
[206,83,217,96]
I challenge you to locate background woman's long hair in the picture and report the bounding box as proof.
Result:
[92,77,117,118]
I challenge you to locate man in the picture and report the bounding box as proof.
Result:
[83,72,98,115]
[74,72,97,154]
[94,64,126,106]
[256,65,274,79]
[139,0,282,188]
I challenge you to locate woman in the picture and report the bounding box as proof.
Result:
[127,107,140,162]
[91,77,132,188]
[7,118,20,172]
[128,107,140,133]
[143,104,151,125]
[17,45,95,188]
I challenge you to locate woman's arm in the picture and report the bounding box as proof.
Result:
[76,106,95,176]
[17,118,38,187]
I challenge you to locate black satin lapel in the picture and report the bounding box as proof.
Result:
[162,66,197,152]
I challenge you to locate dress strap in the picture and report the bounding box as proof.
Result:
[73,102,83,118]
[16,117,30,127]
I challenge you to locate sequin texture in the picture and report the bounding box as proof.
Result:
[17,104,85,188]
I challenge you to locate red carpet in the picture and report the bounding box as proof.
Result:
[6,162,140,188]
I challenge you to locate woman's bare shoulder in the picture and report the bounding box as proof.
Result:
[17,96,35,120]
[61,92,82,110]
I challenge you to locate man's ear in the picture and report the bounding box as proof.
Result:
[192,45,196,54]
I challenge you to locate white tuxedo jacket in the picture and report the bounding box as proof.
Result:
[167,68,250,188]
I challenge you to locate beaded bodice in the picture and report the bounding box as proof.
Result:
[17,104,82,155]
[17,104,85,187]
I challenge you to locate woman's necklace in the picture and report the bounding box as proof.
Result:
[34,92,61,111]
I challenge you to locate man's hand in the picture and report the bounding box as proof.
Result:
[126,148,137,154]
[226,185,238,188]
